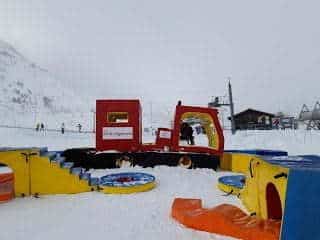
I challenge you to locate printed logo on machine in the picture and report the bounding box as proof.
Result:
[103,127,133,140]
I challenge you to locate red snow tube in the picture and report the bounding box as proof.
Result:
[171,198,280,240]
[0,167,14,202]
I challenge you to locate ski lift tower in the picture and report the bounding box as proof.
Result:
[208,81,236,134]
[299,101,320,130]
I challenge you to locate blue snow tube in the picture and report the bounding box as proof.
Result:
[218,175,246,195]
[99,172,156,194]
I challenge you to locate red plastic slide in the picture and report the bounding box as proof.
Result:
[171,198,280,240]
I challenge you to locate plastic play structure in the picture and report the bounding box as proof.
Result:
[0,148,98,197]
[99,172,156,194]
[172,150,320,240]
[0,148,157,197]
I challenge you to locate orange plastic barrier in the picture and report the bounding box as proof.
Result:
[171,198,280,240]
[0,168,14,202]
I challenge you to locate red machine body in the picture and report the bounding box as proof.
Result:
[141,128,173,152]
[96,99,142,152]
[155,128,173,148]
[96,99,224,156]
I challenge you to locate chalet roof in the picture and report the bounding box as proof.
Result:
[233,108,275,118]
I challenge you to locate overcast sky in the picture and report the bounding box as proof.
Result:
[1,0,320,115]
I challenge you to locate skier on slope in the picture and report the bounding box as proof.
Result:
[77,123,82,133]
[61,123,65,134]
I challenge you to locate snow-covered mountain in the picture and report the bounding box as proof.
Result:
[0,40,92,130]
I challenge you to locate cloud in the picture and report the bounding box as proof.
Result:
[1,0,320,116]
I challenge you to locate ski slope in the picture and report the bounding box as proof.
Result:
[0,40,92,130]
[0,128,320,240]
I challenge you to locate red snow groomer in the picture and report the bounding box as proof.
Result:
[92,99,224,169]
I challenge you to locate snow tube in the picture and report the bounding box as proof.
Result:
[99,172,156,194]
[171,198,280,240]
[0,166,14,202]
[218,175,245,196]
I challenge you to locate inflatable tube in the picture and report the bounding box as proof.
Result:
[99,172,156,194]
[217,175,245,196]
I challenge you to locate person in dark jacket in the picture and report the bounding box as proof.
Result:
[185,125,194,145]
[180,122,188,141]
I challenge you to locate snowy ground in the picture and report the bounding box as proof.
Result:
[0,127,320,240]
[0,166,239,240]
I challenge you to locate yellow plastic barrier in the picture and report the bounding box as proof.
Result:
[240,156,288,219]
[220,152,289,220]
[221,153,253,174]
[220,153,232,171]
[0,149,96,197]
[30,154,95,195]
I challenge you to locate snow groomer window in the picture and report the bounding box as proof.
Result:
[107,112,129,123]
